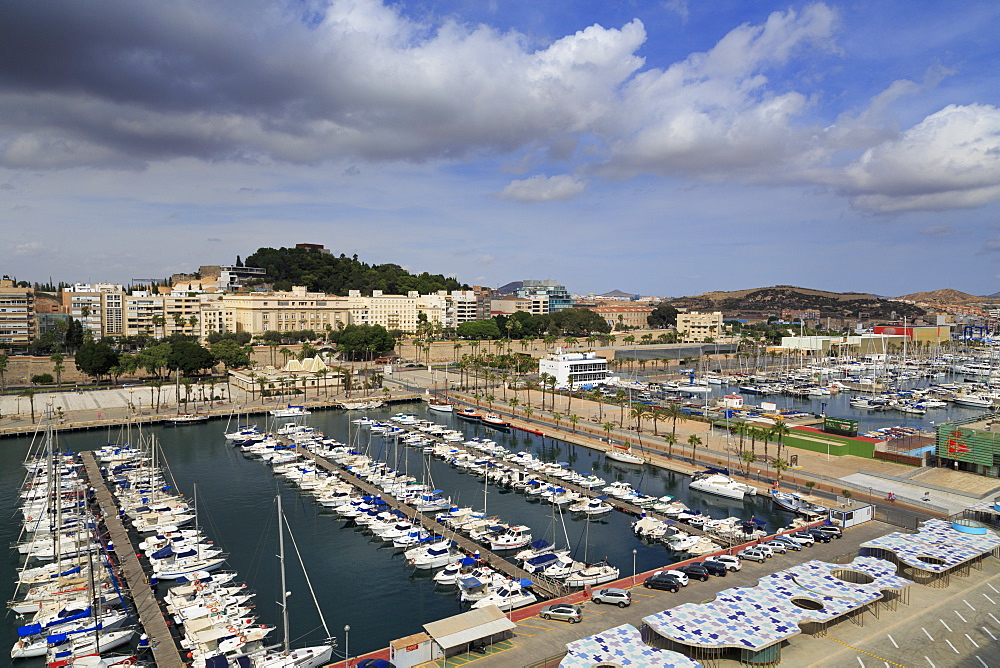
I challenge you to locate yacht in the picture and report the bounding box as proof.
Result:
[605,442,643,465]
[688,471,756,501]
[427,398,454,413]
[481,413,511,431]
[470,578,537,612]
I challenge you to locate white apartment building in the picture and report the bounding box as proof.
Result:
[62,283,124,338]
[538,351,610,389]
[0,280,35,349]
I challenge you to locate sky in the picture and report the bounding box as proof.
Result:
[2,0,1000,298]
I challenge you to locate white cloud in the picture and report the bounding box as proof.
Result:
[13,241,42,255]
[601,4,839,178]
[842,104,1000,212]
[497,174,587,202]
[662,0,690,24]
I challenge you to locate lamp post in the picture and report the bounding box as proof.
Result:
[632,548,637,586]
[344,624,350,667]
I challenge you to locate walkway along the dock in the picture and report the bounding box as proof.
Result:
[80,451,187,668]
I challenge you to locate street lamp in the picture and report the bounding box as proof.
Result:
[632,549,637,586]
[344,625,350,667]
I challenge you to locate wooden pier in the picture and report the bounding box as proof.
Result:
[80,451,187,668]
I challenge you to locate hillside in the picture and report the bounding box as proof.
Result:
[667,285,926,319]
[244,246,467,296]
[895,288,983,305]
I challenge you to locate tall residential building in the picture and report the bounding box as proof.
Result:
[62,283,123,338]
[490,294,549,316]
[0,280,36,350]
[516,280,572,312]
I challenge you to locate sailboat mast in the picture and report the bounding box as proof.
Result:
[278,494,290,653]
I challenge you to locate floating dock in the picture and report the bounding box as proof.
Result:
[80,451,187,668]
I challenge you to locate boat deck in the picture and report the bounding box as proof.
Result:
[80,451,186,668]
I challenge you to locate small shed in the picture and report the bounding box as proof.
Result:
[389,632,432,668]
[423,605,517,659]
[829,500,874,528]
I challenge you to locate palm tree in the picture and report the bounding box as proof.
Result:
[485,394,495,411]
[50,352,65,388]
[740,450,756,476]
[771,457,789,482]
[246,372,257,401]
[279,347,293,368]
[687,433,702,464]
[524,407,534,421]
[770,419,791,462]
[569,414,580,432]
[649,407,662,436]
[553,412,562,427]
[509,396,519,414]
[151,314,166,339]
[663,432,677,459]
[662,402,683,443]
[629,403,647,433]
[603,421,615,442]
[615,390,627,426]
[20,388,37,423]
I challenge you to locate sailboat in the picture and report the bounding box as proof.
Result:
[167,371,209,424]
[604,440,643,465]
[245,495,335,667]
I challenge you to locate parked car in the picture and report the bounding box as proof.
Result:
[786,532,815,547]
[356,660,395,668]
[677,563,711,581]
[755,544,775,558]
[705,555,742,571]
[817,525,843,539]
[539,603,582,623]
[737,548,768,563]
[807,529,832,543]
[644,573,682,592]
[764,540,788,554]
[653,569,689,587]
[592,588,631,607]
[772,536,802,551]
[696,560,728,577]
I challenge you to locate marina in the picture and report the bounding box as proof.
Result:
[3,400,806,662]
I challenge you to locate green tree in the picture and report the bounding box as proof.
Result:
[569,414,580,432]
[75,340,118,380]
[0,353,7,389]
[687,433,702,463]
[20,388,37,423]
[167,340,215,376]
[333,324,395,360]
[647,303,678,328]
[31,373,54,385]
[663,432,677,459]
[772,457,789,482]
[770,419,791,462]
[212,339,251,371]
[509,396,519,414]
[50,352,65,388]
[740,450,756,476]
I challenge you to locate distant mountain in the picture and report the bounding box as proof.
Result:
[666,285,926,319]
[895,288,986,305]
[599,289,639,300]
[495,281,523,296]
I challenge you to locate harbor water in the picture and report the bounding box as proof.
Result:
[5,401,801,663]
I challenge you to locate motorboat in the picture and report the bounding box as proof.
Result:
[270,405,310,418]
[456,408,483,422]
[770,490,825,516]
[470,578,537,612]
[564,561,620,587]
[488,525,532,551]
[688,470,756,501]
[568,497,613,516]
[481,413,510,431]
[166,413,210,425]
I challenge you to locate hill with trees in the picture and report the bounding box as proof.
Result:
[244,246,466,295]
[667,285,925,319]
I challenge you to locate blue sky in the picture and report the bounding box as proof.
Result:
[2,0,1000,297]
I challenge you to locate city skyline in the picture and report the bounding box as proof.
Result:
[2,1,1000,297]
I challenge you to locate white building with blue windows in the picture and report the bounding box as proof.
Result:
[538,350,609,389]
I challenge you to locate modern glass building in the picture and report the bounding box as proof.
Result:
[516,279,572,312]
